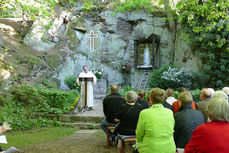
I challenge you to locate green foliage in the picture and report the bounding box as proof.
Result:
[8,83,78,114]
[148,65,170,89]
[82,2,97,12]
[0,83,78,130]
[176,0,229,88]
[64,76,80,90]
[0,0,57,20]
[191,89,201,102]
[119,86,134,97]
[2,127,77,148]
[0,101,56,130]
[38,88,78,114]
[113,0,162,15]
[42,80,57,89]
[174,89,200,102]
[148,66,207,90]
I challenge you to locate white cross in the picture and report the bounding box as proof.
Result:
[86,31,98,52]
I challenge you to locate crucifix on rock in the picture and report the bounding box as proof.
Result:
[86,31,98,52]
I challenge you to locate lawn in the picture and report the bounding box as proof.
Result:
[1,127,77,149]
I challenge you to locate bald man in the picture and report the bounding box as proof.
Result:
[196,89,211,122]
[101,85,126,144]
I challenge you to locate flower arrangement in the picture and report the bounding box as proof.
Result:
[92,70,102,79]
[121,65,131,73]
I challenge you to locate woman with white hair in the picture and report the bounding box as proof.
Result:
[115,91,144,153]
[185,97,229,152]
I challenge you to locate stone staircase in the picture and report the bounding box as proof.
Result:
[138,71,151,89]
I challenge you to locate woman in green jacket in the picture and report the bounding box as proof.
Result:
[136,88,176,153]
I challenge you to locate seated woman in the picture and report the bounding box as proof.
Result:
[185,97,229,153]
[174,91,205,149]
[136,90,149,109]
[115,91,144,153]
[135,88,176,153]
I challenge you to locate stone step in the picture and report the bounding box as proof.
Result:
[62,122,101,129]
[38,114,104,123]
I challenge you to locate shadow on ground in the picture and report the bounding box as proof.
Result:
[17,129,134,153]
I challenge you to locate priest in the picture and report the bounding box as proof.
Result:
[77,65,97,111]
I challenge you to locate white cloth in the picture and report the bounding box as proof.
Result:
[77,71,97,109]
[165,97,177,105]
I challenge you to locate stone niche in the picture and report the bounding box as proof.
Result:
[135,34,161,69]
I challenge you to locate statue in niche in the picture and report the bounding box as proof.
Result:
[143,44,151,67]
[137,43,153,68]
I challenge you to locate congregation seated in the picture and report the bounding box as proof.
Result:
[115,91,144,153]
[185,97,229,152]
[135,88,176,153]
[196,88,211,122]
[101,85,126,143]
[136,90,149,109]
[163,88,177,111]
[174,91,205,149]
[172,87,196,113]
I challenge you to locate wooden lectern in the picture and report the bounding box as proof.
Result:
[79,77,93,108]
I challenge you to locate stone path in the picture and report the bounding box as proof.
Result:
[74,93,105,117]
[19,129,133,153]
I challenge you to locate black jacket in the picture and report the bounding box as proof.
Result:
[103,93,126,123]
[174,104,205,148]
[116,103,144,135]
[136,98,149,109]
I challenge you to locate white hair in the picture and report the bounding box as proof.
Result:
[207,97,229,122]
[222,87,229,95]
[213,90,228,101]
[207,88,215,98]
[125,91,138,103]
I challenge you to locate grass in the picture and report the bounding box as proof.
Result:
[1,127,77,149]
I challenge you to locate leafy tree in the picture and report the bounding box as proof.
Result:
[176,0,229,87]
[0,0,57,20]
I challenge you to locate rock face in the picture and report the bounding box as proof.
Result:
[23,3,202,89]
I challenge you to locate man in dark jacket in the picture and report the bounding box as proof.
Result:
[101,85,126,142]
[174,91,205,148]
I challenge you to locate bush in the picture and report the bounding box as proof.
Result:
[64,76,80,90]
[38,88,78,114]
[148,65,169,89]
[0,83,77,130]
[148,66,208,90]
[0,102,59,130]
[8,83,78,114]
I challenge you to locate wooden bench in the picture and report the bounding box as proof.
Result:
[119,136,136,153]
[106,126,115,148]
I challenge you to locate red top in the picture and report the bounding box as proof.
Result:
[185,121,229,153]
[172,101,196,113]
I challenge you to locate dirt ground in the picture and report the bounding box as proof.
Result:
[17,129,134,153]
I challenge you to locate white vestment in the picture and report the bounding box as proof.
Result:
[77,71,97,109]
